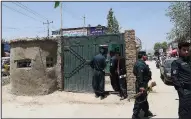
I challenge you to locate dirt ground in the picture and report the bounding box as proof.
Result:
[2,61,179,118]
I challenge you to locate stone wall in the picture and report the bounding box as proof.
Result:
[10,39,58,96]
[124,30,137,93]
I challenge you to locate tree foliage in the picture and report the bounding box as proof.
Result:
[154,41,168,52]
[161,42,168,52]
[106,8,120,34]
[154,43,161,51]
[113,16,120,34]
[166,2,190,42]
[107,8,114,34]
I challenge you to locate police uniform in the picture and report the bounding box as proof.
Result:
[171,57,191,119]
[117,56,128,99]
[90,48,107,99]
[132,55,152,119]
[110,53,120,92]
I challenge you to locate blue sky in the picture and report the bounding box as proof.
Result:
[2,2,173,51]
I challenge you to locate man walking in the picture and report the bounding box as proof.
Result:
[115,51,128,100]
[132,52,153,119]
[109,51,120,92]
[90,47,107,100]
[171,42,191,119]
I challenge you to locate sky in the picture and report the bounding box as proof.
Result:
[2,1,174,51]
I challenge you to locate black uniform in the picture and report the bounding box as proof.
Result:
[110,55,120,91]
[132,59,152,118]
[171,58,191,119]
[90,53,107,98]
[117,57,128,99]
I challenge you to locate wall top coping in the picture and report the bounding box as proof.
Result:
[9,37,58,44]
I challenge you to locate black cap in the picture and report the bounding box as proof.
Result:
[138,51,146,59]
[109,50,115,54]
[115,51,120,55]
[178,42,190,49]
[100,47,105,54]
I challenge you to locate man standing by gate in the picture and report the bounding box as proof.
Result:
[90,47,107,100]
[109,51,120,92]
[171,42,191,119]
[115,51,128,100]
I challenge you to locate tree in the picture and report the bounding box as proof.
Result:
[112,16,120,34]
[106,8,120,34]
[107,8,114,34]
[154,42,162,51]
[166,2,191,42]
[161,41,168,52]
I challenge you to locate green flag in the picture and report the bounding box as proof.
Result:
[54,1,60,8]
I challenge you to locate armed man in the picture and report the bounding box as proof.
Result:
[109,50,120,92]
[115,51,128,100]
[90,47,107,100]
[132,52,153,119]
[171,42,191,119]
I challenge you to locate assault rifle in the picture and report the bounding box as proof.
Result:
[128,81,157,103]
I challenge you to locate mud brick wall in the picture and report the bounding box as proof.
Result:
[124,30,137,93]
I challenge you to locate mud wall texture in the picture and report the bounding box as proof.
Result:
[124,30,137,93]
[10,40,58,96]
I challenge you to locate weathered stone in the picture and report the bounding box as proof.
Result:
[124,30,137,92]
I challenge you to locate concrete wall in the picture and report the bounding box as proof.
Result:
[124,30,137,93]
[10,40,58,96]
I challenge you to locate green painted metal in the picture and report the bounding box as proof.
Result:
[62,34,125,93]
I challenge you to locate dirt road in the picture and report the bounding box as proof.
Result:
[2,61,178,118]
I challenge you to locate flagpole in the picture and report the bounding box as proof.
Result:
[60,2,63,36]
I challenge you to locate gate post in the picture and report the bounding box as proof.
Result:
[56,37,64,90]
[124,30,137,93]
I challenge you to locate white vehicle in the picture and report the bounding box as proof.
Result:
[2,57,10,76]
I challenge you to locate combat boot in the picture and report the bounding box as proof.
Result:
[95,95,99,98]
[132,115,141,119]
[100,95,106,100]
[120,97,125,100]
[144,110,154,117]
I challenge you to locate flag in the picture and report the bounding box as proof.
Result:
[54,1,60,8]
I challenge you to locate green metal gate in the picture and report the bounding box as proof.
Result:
[62,34,125,93]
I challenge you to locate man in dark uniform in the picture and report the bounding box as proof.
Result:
[115,51,128,100]
[171,42,191,119]
[90,47,107,100]
[109,51,120,92]
[132,52,153,119]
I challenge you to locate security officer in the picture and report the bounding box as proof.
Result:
[115,51,128,100]
[132,52,153,119]
[109,50,120,92]
[171,42,191,119]
[90,47,107,100]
